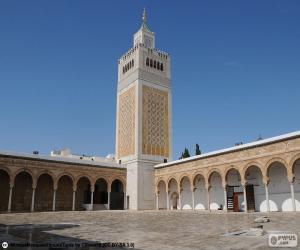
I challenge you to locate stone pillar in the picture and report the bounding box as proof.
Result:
[290,182,296,212]
[52,189,56,211]
[206,186,210,211]
[107,191,111,210]
[31,188,36,212]
[166,191,169,210]
[192,189,195,211]
[72,190,76,211]
[178,191,182,210]
[243,185,247,213]
[223,186,227,212]
[7,186,13,213]
[265,183,270,212]
[123,192,126,210]
[90,188,94,211]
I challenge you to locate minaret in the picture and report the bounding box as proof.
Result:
[115,9,172,209]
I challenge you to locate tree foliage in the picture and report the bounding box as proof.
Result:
[195,143,201,155]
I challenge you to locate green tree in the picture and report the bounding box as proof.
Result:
[195,144,201,155]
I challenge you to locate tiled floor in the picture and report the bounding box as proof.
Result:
[0,210,299,249]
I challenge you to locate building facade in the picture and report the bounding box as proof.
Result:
[0,10,300,213]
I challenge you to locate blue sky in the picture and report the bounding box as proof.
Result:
[0,1,299,159]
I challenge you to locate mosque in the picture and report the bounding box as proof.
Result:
[0,10,300,213]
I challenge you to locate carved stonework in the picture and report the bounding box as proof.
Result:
[117,86,136,158]
[142,85,169,157]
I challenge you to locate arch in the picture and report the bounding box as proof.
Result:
[154,60,156,68]
[150,59,153,67]
[292,158,300,211]
[110,177,125,191]
[267,159,291,211]
[290,153,300,173]
[161,63,164,71]
[157,62,160,70]
[36,170,55,185]
[55,172,75,188]
[179,174,191,188]
[0,169,10,211]
[76,176,92,210]
[56,174,73,211]
[192,171,206,186]
[94,178,108,207]
[207,170,224,210]
[170,192,179,210]
[242,162,264,181]
[266,157,289,177]
[156,179,167,194]
[12,171,33,211]
[110,179,124,210]
[207,168,223,183]
[157,180,167,209]
[35,173,54,211]
[146,57,149,66]
[224,166,242,181]
[13,168,35,186]
[167,176,178,191]
[132,59,134,67]
[180,175,193,209]
[0,166,11,178]
[75,174,92,187]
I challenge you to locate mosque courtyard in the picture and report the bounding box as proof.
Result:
[0,211,299,250]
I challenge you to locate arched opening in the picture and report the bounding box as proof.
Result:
[267,161,290,211]
[76,177,91,211]
[146,57,149,66]
[35,173,53,211]
[154,60,156,69]
[193,174,206,210]
[292,158,300,211]
[94,178,108,210]
[180,176,192,209]
[170,192,179,210]
[56,175,73,211]
[161,63,164,71]
[168,178,178,210]
[226,169,244,212]
[12,171,33,212]
[157,180,167,209]
[150,59,153,67]
[208,171,224,210]
[245,165,265,212]
[110,179,124,210]
[0,169,10,212]
[157,62,160,70]
[132,59,134,67]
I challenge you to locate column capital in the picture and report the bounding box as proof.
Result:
[288,173,295,183]
[263,176,269,186]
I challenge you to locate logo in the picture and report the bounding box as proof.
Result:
[269,233,297,248]
[1,242,8,249]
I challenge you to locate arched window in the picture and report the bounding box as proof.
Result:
[157,62,160,70]
[150,59,153,67]
[132,59,134,67]
[154,60,156,69]
[161,63,164,71]
[146,58,149,66]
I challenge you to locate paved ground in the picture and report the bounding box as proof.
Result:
[0,210,299,250]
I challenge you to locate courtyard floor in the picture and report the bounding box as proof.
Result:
[0,210,299,250]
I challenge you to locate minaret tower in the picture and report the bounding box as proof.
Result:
[115,9,172,210]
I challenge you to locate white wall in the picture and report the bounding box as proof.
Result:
[158,181,167,209]
[209,173,224,210]
[194,175,207,210]
[181,177,192,209]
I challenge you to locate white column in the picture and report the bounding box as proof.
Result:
[52,189,56,211]
[192,190,195,211]
[178,192,182,210]
[265,184,270,212]
[72,190,76,211]
[123,192,126,210]
[31,188,36,212]
[223,187,227,212]
[90,190,94,211]
[290,182,296,212]
[166,191,169,210]
[206,187,210,211]
[243,185,247,213]
[107,191,111,210]
[8,186,13,212]
[156,194,159,210]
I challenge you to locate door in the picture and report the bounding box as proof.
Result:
[246,184,255,212]
[233,193,239,212]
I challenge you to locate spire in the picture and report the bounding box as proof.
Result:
[140,8,150,31]
[142,8,147,24]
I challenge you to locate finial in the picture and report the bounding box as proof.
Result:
[142,8,147,24]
